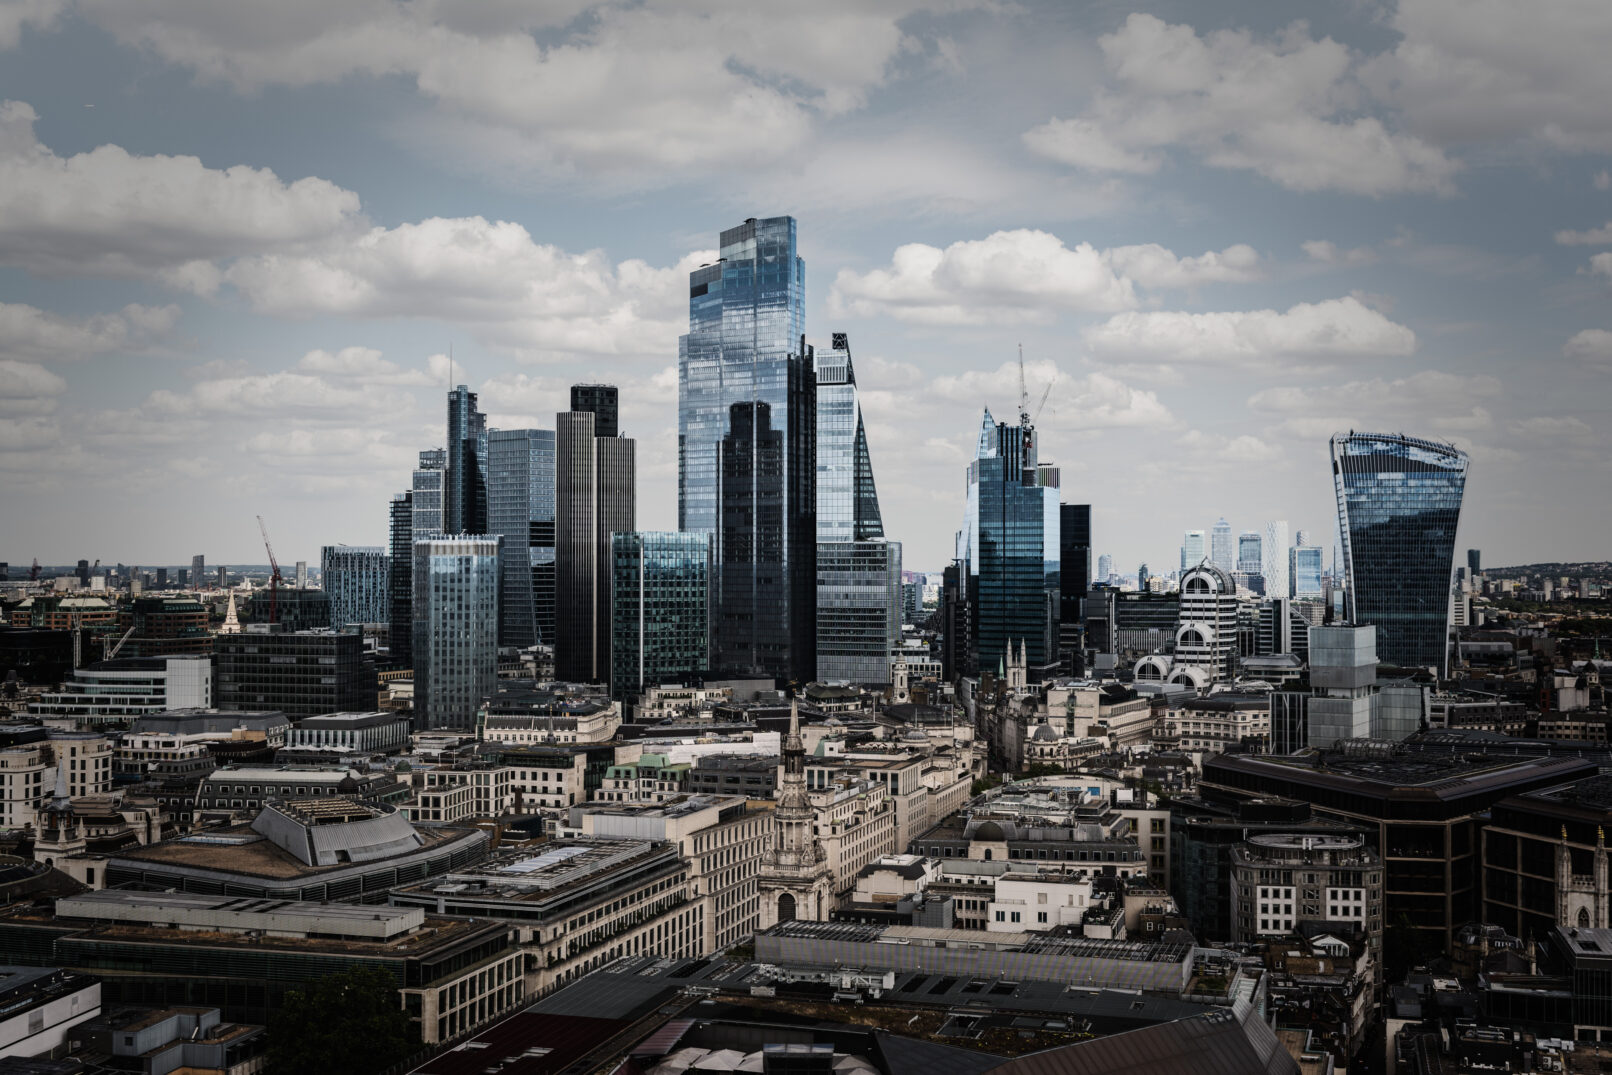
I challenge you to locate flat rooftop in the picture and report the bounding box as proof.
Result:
[113,818,470,880]
[576,795,745,820]
[396,839,673,903]
[762,921,1193,964]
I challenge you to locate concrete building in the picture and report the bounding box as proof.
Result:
[27,656,212,722]
[285,711,410,754]
[388,838,704,999]
[215,629,378,718]
[574,795,768,954]
[756,702,838,928]
[0,966,101,1060]
[1230,833,1383,967]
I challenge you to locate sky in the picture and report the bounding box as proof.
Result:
[1,0,1609,574]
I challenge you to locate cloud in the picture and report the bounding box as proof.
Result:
[1360,0,1612,155]
[71,1,984,179]
[0,300,180,361]
[1084,296,1416,365]
[0,0,64,48]
[1248,370,1500,440]
[930,359,1171,429]
[828,230,1262,325]
[1023,14,1458,196]
[1508,415,1593,439]
[0,100,361,282]
[293,346,444,386]
[1555,222,1612,245]
[225,217,713,358]
[145,368,416,420]
[1564,329,1612,367]
[1591,252,1612,280]
[0,359,67,414]
[1302,239,1377,266]
[1597,170,1611,191]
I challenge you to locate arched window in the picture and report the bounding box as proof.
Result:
[778,893,797,923]
[1579,907,1592,928]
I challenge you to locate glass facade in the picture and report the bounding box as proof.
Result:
[319,545,389,627]
[1236,531,1262,575]
[1290,544,1324,599]
[1331,432,1469,676]
[487,429,556,649]
[610,531,710,699]
[412,449,446,539]
[555,410,635,683]
[960,409,1060,678]
[446,386,487,535]
[815,540,901,685]
[1210,518,1234,572]
[814,338,882,543]
[389,493,413,668]
[1180,529,1206,573]
[1262,520,1290,602]
[412,536,501,730]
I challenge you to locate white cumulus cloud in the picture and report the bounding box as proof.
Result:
[0,300,180,361]
[1085,296,1416,365]
[1564,329,1612,367]
[1555,221,1612,245]
[1023,14,1458,196]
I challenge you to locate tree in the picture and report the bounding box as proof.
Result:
[266,966,417,1075]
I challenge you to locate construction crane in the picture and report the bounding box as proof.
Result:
[1017,344,1030,426]
[103,625,136,661]
[257,515,282,625]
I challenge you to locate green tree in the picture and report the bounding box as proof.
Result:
[267,966,417,1075]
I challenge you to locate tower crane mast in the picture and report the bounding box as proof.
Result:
[257,515,283,625]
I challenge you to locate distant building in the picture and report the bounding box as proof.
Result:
[1180,529,1206,573]
[215,629,377,718]
[487,428,556,649]
[1059,503,1091,674]
[1237,531,1262,576]
[412,536,500,730]
[1262,521,1290,604]
[610,531,710,700]
[1331,432,1469,676]
[387,491,413,667]
[319,545,389,627]
[556,399,635,684]
[446,385,488,535]
[1210,517,1234,572]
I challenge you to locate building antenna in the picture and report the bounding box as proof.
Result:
[1017,344,1030,427]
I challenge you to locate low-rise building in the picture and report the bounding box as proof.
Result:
[1230,833,1384,979]
[193,765,404,821]
[75,1004,265,1074]
[26,657,213,723]
[0,966,101,1060]
[387,838,703,999]
[479,686,620,745]
[285,711,410,754]
[1157,693,1271,753]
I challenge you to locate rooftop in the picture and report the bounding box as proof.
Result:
[396,838,674,904]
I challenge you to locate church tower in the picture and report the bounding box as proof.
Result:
[757,699,834,929]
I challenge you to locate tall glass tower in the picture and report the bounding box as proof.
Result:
[556,404,635,684]
[681,217,814,684]
[1210,518,1234,572]
[678,216,806,535]
[1236,531,1263,576]
[814,334,899,685]
[1331,432,1469,676]
[1263,520,1291,602]
[1180,529,1207,573]
[388,492,413,668]
[611,531,710,699]
[412,535,501,730]
[487,429,556,649]
[446,386,487,535]
[958,407,1060,679]
[412,449,447,539]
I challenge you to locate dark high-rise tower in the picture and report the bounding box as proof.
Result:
[389,492,413,668]
[555,399,635,683]
[570,384,619,440]
[1059,503,1091,674]
[715,366,816,684]
[1331,432,1469,676]
[488,429,556,648]
[446,385,487,535]
[1467,549,1481,577]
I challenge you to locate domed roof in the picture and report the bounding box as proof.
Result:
[337,774,362,793]
[1031,723,1060,741]
[973,820,1006,841]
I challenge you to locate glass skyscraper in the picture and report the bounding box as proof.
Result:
[487,428,556,649]
[412,535,501,730]
[556,404,635,684]
[1210,518,1234,573]
[446,386,487,535]
[679,217,815,684]
[958,407,1060,679]
[1180,529,1207,573]
[1059,503,1091,673]
[320,545,389,627]
[1262,520,1290,602]
[1289,544,1324,599]
[814,334,899,685]
[1331,432,1469,676]
[388,492,412,668]
[412,449,446,539]
[1236,531,1263,576]
[611,531,710,699]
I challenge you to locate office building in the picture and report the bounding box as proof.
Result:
[1097,553,1113,582]
[215,629,377,717]
[1237,531,1262,576]
[487,428,557,648]
[256,587,330,632]
[1201,749,1593,951]
[28,655,213,721]
[1210,517,1234,572]
[446,385,487,535]
[1262,521,1289,602]
[294,561,307,588]
[556,402,635,683]
[958,407,1060,680]
[119,595,213,657]
[1289,543,1323,599]
[1172,563,1239,685]
[570,383,618,438]
[1059,503,1091,673]
[0,967,101,1059]
[813,335,897,685]
[679,217,817,686]
[715,391,817,683]
[319,545,389,627]
[190,555,205,591]
[815,540,901,685]
[412,448,446,537]
[1180,529,1206,573]
[285,712,410,754]
[155,567,167,588]
[1467,548,1481,577]
[412,535,500,729]
[388,491,412,667]
[1331,432,1469,675]
[610,531,711,699]
[1230,833,1383,971]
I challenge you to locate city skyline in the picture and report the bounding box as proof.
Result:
[3,4,1610,571]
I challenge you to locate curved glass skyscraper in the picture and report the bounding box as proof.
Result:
[1330,432,1469,676]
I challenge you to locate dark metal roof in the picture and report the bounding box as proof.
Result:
[981,1009,1297,1075]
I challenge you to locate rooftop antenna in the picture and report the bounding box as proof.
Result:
[1017,344,1030,427]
